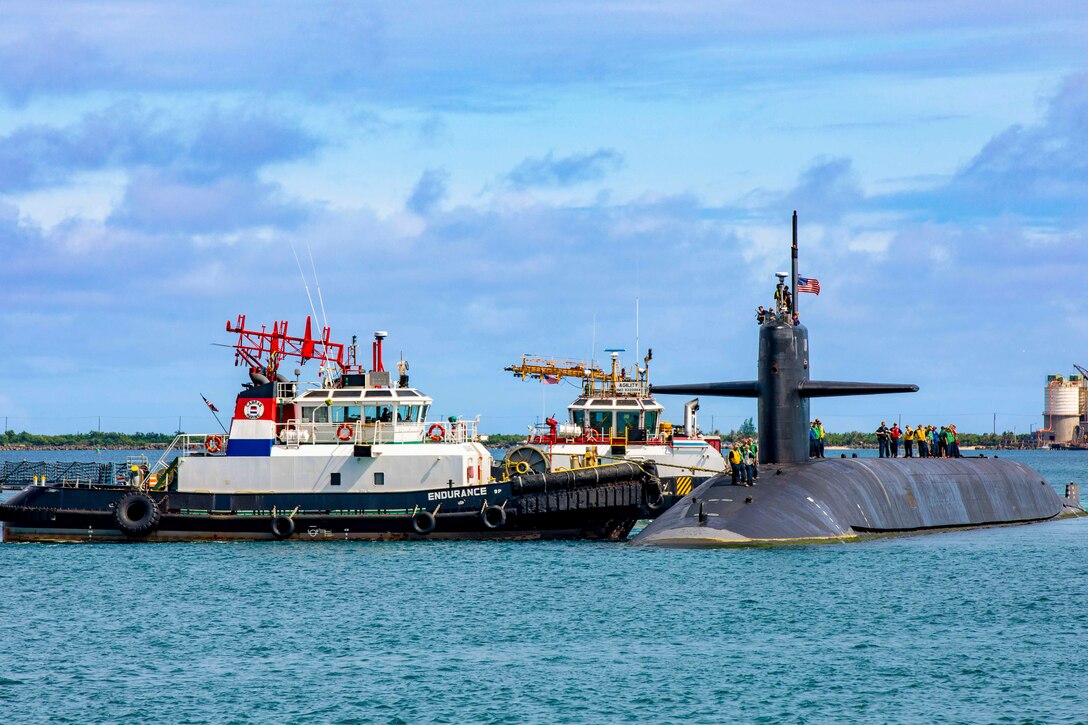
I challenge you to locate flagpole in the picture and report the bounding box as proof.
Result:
[202,395,229,435]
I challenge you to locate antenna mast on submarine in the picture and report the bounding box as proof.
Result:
[791,210,799,318]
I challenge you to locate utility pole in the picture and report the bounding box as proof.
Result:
[98,416,101,432]
[993,413,996,435]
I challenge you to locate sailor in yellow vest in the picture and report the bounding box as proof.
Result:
[918,425,930,458]
[728,443,744,485]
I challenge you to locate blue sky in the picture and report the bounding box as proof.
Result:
[2,1,1087,436]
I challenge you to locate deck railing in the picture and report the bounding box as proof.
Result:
[152,433,229,470]
[277,417,480,446]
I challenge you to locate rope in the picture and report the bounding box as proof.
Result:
[598,454,725,475]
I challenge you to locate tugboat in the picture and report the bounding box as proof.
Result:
[503,349,726,498]
[0,315,665,542]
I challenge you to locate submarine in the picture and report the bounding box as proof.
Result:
[634,213,1084,547]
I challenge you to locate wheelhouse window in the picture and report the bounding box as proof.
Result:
[364,405,395,423]
[616,411,639,434]
[330,405,361,423]
[643,411,659,432]
[304,406,330,423]
[571,409,586,428]
[589,410,612,434]
[397,405,420,422]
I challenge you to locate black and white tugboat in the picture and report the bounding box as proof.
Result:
[504,349,726,498]
[0,316,665,542]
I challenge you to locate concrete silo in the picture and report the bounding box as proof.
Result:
[1042,375,1081,444]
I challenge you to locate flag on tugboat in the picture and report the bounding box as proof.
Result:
[543,374,560,384]
[797,276,821,295]
[201,394,219,413]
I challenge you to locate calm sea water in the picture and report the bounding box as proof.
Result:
[2,449,1087,723]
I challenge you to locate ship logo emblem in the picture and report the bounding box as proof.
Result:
[244,400,265,420]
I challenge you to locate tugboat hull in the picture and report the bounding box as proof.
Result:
[1,472,664,542]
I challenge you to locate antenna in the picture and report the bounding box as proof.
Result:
[290,243,319,324]
[791,210,799,318]
[591,312,597,367]
[635,297,640,367]
[307,244,330,333]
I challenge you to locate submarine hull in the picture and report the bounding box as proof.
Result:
[633,457,1078,547]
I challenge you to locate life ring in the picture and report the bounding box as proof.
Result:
[271,515,296,540]
[114,492,161,538]
[514,460,530,475]
[337,423,354,441]
[481,505,506,530]
[204,434,224,454]
[411,510,436,535]
[585,429,598,442]
[427,423,446,442]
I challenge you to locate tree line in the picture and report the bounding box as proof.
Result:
[1,431,176,448]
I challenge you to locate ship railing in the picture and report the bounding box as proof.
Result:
[429,417,480,444]
[152,433,229,471]
[274,381,301,402]
[276,417,480,446]
[277,420,423,446]
[528,423,616,446]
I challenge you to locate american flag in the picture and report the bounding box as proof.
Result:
[797,276,821,295]
[201,394,219,413]
[542,374,559,384]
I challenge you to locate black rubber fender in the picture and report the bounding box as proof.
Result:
[114,492,161,538]
[271,515,296,540]
[643,479,667,511]
[412,510,436,535]
[481,505,506,529]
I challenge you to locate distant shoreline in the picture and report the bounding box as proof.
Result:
[0,445,168,451]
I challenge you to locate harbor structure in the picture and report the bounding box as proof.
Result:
[1040,369,1088,446]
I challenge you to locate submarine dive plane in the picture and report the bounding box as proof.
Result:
[634,213,1085,547]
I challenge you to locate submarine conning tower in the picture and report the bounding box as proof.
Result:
[651,211,918,465]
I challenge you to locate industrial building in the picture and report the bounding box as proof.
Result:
[1041,369,1088,446]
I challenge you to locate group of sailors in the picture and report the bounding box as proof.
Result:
[875,421,961,458]
[727,438,759,486]
[755,279,799,326]
[809,419,826,458]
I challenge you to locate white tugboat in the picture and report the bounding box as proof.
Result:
[504,349,726,498]
[0,315,665,542]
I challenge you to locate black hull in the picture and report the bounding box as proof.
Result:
[634,457,1083,547]
[1,477,675,542]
